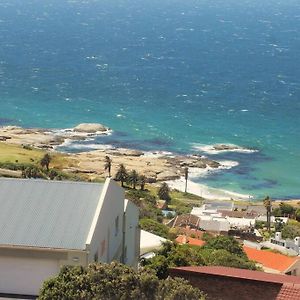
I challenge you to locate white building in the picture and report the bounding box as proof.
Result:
[0,178,139,297]
[140,230,167,258]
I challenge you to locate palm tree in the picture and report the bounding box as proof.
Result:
[158,182,171,203]
[184,167,188,193]
[40,153,51,171]
[115,164,128,187]
[139,175,146,191]
[104,156,112,177]
[127,170,139,189]
[264,196,272,233]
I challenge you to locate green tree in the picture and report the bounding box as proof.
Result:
[115,164,128,187]
[39,262,205,300]
[40,153,51,171]
[139,175,147,191]
[203,235,246,258]
[104,156,112,177]
[142,239,257,280]
[203,249,257,270]
[139,218,170,239]
[142,242,205,279]
[281,222,300,239]
[127,169,139,189]
[158,182,171,203]
[279,202,295,217]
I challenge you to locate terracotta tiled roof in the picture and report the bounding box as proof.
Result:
[276,283,300,300]
[175,235,206,247]
[170,266,300,285]
[243,246,298,272]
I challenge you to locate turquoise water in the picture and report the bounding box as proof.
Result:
[0,0,300,199]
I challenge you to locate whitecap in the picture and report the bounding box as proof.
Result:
[142,151,173,158]
[62,142,114,151]
[191,143,258,154]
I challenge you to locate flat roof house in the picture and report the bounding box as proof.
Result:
[0,178,139,297]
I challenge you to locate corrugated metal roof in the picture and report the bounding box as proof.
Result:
[0,178,104,250]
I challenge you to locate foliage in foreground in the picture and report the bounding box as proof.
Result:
[141,236,258,279]
[38,262,205,300]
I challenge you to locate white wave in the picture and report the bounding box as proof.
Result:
[142,151,173,158]
[191,143,258,154]
[187,160,239,179]
[61,142,114,151]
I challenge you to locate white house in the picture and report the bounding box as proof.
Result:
[0,178,139,297]
[140,230,167,258]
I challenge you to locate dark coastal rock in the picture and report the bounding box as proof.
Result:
[106,149,143,157]
[203,159,221,168]
[176,157,220,169]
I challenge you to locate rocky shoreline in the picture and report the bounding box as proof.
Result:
[0,124,225,183]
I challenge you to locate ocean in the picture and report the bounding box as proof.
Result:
[0,0,299,199]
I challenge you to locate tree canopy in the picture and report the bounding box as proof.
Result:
[141,236,257,279]
[158,182,171,203]
[38,262,205,300]
[115,164,128,187]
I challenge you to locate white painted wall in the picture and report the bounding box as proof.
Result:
[87,179,125,264]
[124,199,140,268]
[0,256,59,296]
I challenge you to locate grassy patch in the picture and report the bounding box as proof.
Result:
[0,142,76,171]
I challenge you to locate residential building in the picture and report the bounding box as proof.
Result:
[0,178,139,297]
[168,213,230,235]
[170,266,300,300]
[140,230,167,258]
[243,246,300,276]
[260,232,300,256]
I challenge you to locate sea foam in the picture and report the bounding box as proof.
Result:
[191,143,258,154]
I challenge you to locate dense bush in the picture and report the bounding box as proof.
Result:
[142,236,258,279]
[139,218,170,239]
[39,262,205,300]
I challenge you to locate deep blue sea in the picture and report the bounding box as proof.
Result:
[0,0,299,199]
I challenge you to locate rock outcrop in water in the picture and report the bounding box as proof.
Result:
[213,144,240,151]
[73,123,109,133]
[0,125,224,184]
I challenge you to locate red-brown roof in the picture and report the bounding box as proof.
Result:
[171,214,200,228]
[175,235,206,247]
[243,246,298,272]
[170,266,300,285]
[178,227,204,239]
[276,283,300,300]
